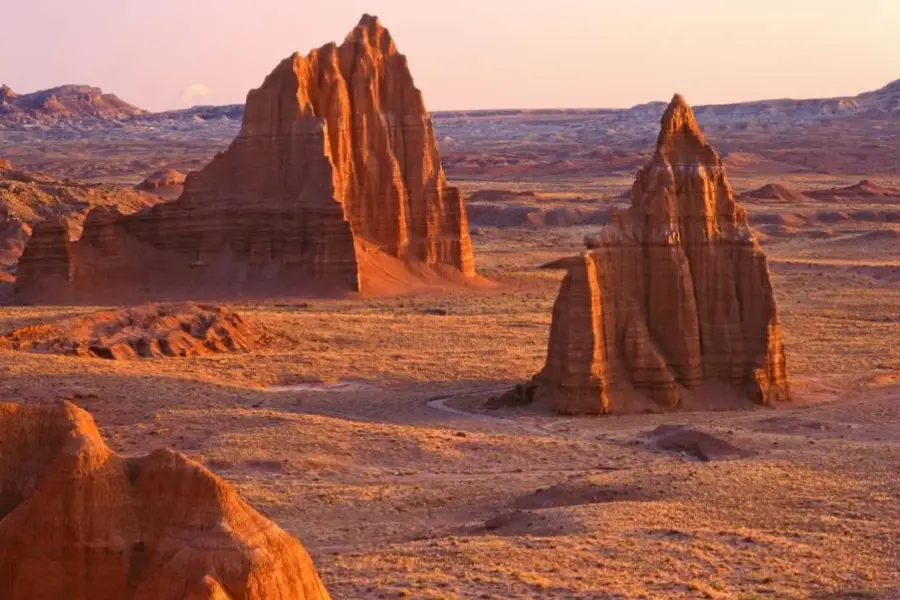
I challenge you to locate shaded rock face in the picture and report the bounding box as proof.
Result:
[0,303,267,359]
[15,15,474,302]
[0,401,331,600]
[534,95,789,415]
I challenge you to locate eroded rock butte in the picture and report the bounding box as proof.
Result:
[530,95,789,414]
[0,401,330,599]
[14,14,474,302]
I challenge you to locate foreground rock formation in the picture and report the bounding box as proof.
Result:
[0,401,330,599]
[14,15,475,302]
[531,95,789,414]
[0,162,161,270]
[0,303,267,359]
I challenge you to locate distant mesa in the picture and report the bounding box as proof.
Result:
[0,401,331,599]
[0,303,269,359]
[0,84,144,123]
[0,157,11,171]
[14,15,477,302]
[515,94,789,415]
[742,183,810,203]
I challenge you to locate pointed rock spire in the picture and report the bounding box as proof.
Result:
[654,93,718,166]
[530,93,789,415]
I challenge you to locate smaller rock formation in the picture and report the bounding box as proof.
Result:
[529,95,789,414]
[0,401,331,600]
[0,157,11,170]
[136,168,186,193]
[0,303,268,359]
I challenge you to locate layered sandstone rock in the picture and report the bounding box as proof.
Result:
[15,15,474,302]
[0,401,330,599]
[0,165,161,272]
[0,303,268,359]
[532,95,789,414]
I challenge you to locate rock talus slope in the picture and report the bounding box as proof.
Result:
[0,401,331,600]
[14,15,474,302]
[535,95,789,414]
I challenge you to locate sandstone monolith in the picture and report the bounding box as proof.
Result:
[15,15,474,302]
[532,95,789,414]
[0,401,331,600]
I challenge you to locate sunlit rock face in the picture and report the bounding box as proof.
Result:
[0,401,331,600]
[535,95,789,415]
[15,15,474,302]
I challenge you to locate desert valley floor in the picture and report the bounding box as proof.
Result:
[1,172,899,599]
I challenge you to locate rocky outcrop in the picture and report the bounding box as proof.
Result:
[14,15,475,303]
[0,303,269,359]
[136,168,186,192]
[0,401,330,599]
[0,165,161,271]
[532,95,789,414]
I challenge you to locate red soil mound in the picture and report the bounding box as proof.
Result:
[0,303,269,359]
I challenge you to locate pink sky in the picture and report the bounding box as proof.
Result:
[1,0,898,111]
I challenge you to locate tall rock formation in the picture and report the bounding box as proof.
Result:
[14,15,474,302]
[0,401,331,600]
[533,95,789,414]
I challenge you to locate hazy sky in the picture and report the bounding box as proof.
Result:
[2,0,898,111]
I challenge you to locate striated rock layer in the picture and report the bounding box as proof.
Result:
[14,15,474,302]
[533,95,789,414]
[0,401,330,599]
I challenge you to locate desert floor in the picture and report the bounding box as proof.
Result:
[1,175,899,599]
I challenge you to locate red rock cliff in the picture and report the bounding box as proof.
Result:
[14,15,474,302]
[535,95,789,414]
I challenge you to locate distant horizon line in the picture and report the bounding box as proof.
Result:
[3,77,897,116]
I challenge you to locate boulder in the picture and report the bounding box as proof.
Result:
[136,168,186,191]
[15,15,475,302]
[0,401,330,599]
[532,95,789,414]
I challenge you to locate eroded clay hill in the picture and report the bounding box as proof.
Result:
[532,95,789,414]
[0,401,330,600]
[0,303,267,359]
[14,15,474,302]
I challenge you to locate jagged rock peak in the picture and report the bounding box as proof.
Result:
[655,94,719,165]
[344,14,397,55]
[528,98,789,415]
[14,16,475,302]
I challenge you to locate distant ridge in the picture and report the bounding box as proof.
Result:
[0,84,143,123]
[2,78,896,126]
